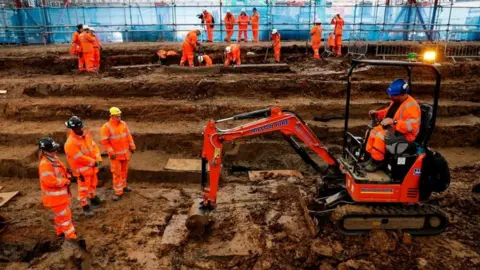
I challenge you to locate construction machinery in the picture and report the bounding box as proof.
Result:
[187,59,450,236]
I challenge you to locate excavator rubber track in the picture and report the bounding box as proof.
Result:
[331,203,448,236]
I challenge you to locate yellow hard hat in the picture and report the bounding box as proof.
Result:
[109,107,122,116]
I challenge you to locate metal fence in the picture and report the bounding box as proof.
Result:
[347,31,368,59]
[0,0,479,45]
[444,30,480,62]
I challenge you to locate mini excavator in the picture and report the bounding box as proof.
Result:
[187,60,450,236]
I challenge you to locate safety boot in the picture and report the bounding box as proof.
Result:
[90,196,104,207]
[82,205,94,217]
[364,159,387,173]
[123,186,133,192]
[112,194,122,201]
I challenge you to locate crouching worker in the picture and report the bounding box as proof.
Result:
[363,79,421,172]
[198,54,213,66]
[157,49,178,65]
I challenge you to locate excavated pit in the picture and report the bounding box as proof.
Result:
[0,42,479,270]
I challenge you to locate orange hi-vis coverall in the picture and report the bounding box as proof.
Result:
[328,33,335,52]
[70,31,84,71]
[157,50,178,59]
[203,11,214,42]
[310,25,322,59]
[251,12,260,42]
[64,131,102,207]
[39,154,77,239]
[180,30,199,67]
[237,14,250,42]
[79,32,96,72]
[224,44,241,66]
[271,33,281,62]
[366,95,421,161]
[92,34,101,71]
[201,55,213,66]
[101,119,136,196]
[331,17,344,56]
[224,13,236,42]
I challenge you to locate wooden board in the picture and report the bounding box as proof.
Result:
[164,158,201,172]
[0,191,19,207]
[164,65,221,74]
[110,64,162,70]
[248,170,303,181]
[296,188,319,237]
[0,186,3,191]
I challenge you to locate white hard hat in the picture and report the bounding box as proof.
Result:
[241,8,245,12]
[202,8,207,12]
[198,55,204,62]
[89,27,95,31]
[225,46,231,53]
[226,9,231,13]
[197,28,203,34]
[82,25,90,30]
[272,29,278,34]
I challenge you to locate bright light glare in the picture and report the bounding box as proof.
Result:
[424,51,436,62]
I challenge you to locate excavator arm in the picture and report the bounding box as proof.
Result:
[200,107,339,208]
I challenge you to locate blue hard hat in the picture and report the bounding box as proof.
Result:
[386,79,409,96]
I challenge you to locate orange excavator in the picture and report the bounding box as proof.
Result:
[187,60,451,236]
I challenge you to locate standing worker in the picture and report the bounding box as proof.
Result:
[237,9,249,42]
[180,29,202,67]
[330,14,344,57]
[198,55,213,66]
[90,27,102,72]
[271,29,281,63]
[64,116,103,217]
[101,107,136,201]
[224,9,235,42]
[79,25,96,72]
[328,33,335,53]
[224,44,241,66]
[310,22,322,60]
[202,9,214,42]
[70,24,84,71]
[38,138,79,240]
[251,8,260,42]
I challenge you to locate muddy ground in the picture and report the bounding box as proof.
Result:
[0,42,479,269]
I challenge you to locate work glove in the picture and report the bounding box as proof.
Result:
[130,149,135,154]
[110,154,116,160]
[368,110,377,117]
[79,175,85,182]
[69,176,77,183]
[95,161,101,167]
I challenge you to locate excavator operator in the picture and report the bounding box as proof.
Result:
[362,79,421,172]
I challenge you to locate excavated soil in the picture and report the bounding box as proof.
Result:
[0,42,479,269]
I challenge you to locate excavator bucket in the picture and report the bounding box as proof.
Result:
[186,198,213,236]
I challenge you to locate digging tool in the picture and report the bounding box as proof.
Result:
[187,60,450,237]
[263,46,270,63]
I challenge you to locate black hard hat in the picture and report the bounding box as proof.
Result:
[38,137,60,152]
[253,7,257,11]
[65,116,84,129]
[77,24,83,30]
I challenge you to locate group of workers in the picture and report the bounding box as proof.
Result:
[310,14,344,59]
[38,107,135,242]
[70,24,102,72]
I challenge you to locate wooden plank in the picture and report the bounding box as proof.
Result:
[164,65,221,74]
[164,158,201,172]
[110,64,162,70]
[161,214,188,246]
[248,170,303,181]
[0,191,19,207]
[296,188,319,237]
[0,186,3,191]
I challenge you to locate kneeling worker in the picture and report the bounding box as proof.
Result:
[157,49,178,65]
[224,44,241,67]
[198,55,213,66]
[363,79,421,172]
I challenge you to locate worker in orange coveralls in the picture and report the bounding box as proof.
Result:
[157,49,178,65]
[363,79,421,172]
[79,25,96,72]
[38,137,85,245]
[180,29,202,67]
[237,9,249,42]
[251,7,260,42]
[64,116,103,217]
[330,14,344,56]
[202,9,214,42]
[198,55,213,66]
[224,44,241,66]
[310,22,322,59]
[328,33,335,53]
[89,27,102,72]
[271,29,281,63]
[224,9,235,42]
[70,24,84,71]
[101,107,136,201]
